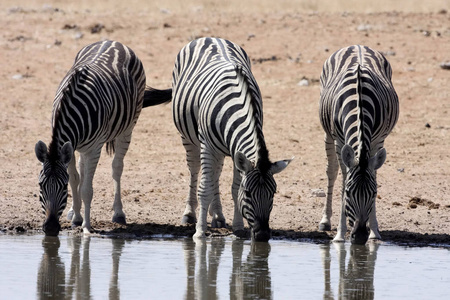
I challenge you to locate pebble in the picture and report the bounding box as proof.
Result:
[297,78,309,86]
[311,189,326,197]
[357,24,371,31]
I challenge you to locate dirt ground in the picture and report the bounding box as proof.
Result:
[1,0,449,246]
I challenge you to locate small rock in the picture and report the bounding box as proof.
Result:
[357,24,371,31]
[397,168,405,173]
[90,23,104,34]
[425,123,431,128]
[298,78,309,86]
[15,226,25,233]
[12,74,23,80]
[311,189,326,197]
[73,32,83,40]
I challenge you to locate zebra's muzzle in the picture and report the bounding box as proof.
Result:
[350,220,369,245]
[251,220,271,242]
[43,214,61,237]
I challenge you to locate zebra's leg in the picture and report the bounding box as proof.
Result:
[319,134,339,231]
[111,134,133,225]
[231,167,245,236]
[209,155,226,228]
[368,199,382,240]
[334,162,348,242]
[79,148,102,234]
[67,153,83,226]
[181,137,201,225]
[193,150,221,239]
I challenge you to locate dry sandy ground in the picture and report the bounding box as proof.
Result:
[1,0,449,246]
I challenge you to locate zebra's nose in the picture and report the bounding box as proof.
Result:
[252,220,271,242]
[43,214,61,237]
[350,220,369,245]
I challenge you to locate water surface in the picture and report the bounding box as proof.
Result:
[0,235,448,299]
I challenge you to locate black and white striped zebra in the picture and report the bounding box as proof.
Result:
[172,37,291,242]
[35,40,171,236]
[318,45,399,244]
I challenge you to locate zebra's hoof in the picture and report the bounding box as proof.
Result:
[211,218,226,228]
[72,220,83,227]
[112,215,127,225]
[319,223,331,231]
[182,215,197,225]
[233,229,248,239]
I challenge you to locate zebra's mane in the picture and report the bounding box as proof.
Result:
[234,65,272,174]
[48,68,80,163]
[356,64,370,168]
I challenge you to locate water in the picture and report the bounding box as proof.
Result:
[0,235,448,299]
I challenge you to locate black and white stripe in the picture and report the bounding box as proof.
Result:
[172,37,291,241]
[35,40,171,236]
[318,45,399,244]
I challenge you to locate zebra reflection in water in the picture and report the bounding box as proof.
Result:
[183,238,226,300]
[321,242,379,299]
[182,239,271,300]
[230,240,272,300]
[37,237,65,299]
[36,236,126,299]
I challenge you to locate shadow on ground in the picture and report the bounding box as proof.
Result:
[2,223,448,248]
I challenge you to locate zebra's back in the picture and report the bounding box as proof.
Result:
[319,45,399,156]
[172,37,262,158]
[51,40,146,152]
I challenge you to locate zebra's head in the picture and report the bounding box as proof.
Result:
[341,144,386,244]
[235,151,291,242]
[35,141,73,236]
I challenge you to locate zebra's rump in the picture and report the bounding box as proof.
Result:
[51,40,146,152]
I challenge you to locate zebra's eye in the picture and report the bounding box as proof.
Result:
[245,191,252,198]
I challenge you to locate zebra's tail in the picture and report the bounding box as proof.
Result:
[143,86,172,108]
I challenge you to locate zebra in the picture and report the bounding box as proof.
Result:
[172,37,291,242]
[318,45,399,244]
[35,40,172,236]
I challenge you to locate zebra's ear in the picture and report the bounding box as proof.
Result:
[369,148,386,170]
[35,141,49,163]
[60,142,73,166]
[235,151,253,173]
[341,144,356,169]
[270,157,294,175]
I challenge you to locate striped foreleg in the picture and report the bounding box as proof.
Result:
[79,148,102,233]
[209,155,226,228]
[231,167,245,234]
[67,153,83,226]
[319,134,339,232]
[194,149,222,239]
[368,177,381,240]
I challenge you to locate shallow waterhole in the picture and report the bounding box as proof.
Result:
[0,234,448,299]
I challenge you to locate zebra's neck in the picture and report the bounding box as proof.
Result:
[49,94,79,158]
